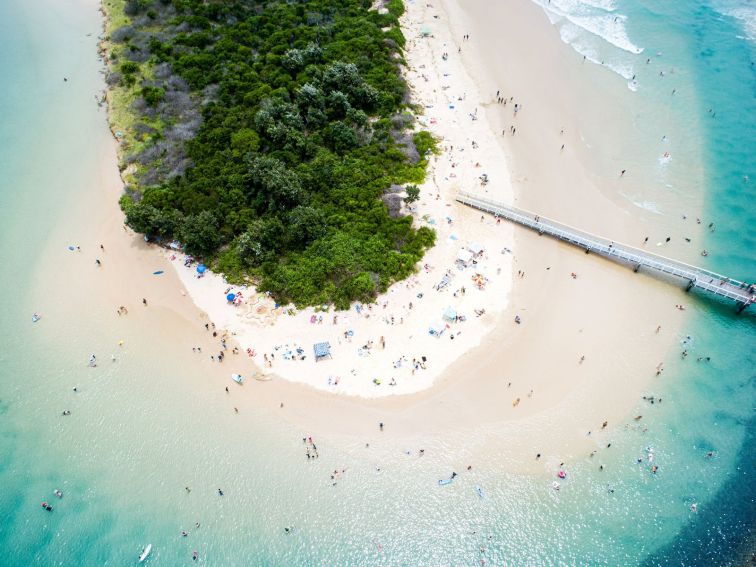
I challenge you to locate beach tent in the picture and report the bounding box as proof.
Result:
[313,342,332,362]
[442,307,457,322]
[197,264,207,274]
[435,274,451,291]
[456,249,474,266]
[428,322,446,337]
[468,242,484,255]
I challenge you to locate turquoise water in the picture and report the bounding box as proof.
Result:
[0,0,753,564]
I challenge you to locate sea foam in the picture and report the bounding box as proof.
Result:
[712,1,756,42]
[533,0,644,54]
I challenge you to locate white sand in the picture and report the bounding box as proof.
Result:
[91,0,706,471]
[170,3,514,397]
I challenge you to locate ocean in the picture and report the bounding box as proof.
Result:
[0,0,753,564]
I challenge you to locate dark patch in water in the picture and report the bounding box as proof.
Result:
[641,415,756,566]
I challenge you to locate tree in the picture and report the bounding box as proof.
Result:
[237,218,284,265]
[141,86,165,107]
[124,202,179,238]
[246,155,307,212]
[287,206,327,246]
[180,210,221,257]
[404,184,420,204]
[327,121,357,153]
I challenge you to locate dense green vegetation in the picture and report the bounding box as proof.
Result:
[106,0,436,308]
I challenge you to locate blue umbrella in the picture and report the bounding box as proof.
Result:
[226,293,236,302]
[197,264,207,274]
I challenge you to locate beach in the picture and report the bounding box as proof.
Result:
[152,0,696,452]
[47,0,698,465]
[1,0,753,564]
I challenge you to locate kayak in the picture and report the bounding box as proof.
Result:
[152,270,164,275]
[231,374,244,384]
[438,478,453,486]
[138,544,152,563]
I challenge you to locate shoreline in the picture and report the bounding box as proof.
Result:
[93,0,702,463]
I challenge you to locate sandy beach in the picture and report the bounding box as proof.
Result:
[93,0,706,469]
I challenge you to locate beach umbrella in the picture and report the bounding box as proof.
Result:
[197,264,207,274]
[226,293,236,302]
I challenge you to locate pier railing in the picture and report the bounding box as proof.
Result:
[456,191,754,311]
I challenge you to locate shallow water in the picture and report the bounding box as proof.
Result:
[0,0,753,564]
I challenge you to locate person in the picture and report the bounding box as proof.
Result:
[218,488,224,496]
[379,422,384,431]
[142,298,147,306]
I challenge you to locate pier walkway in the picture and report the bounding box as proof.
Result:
[456,191,755,312]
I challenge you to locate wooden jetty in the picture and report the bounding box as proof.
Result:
[456,191,755,313]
